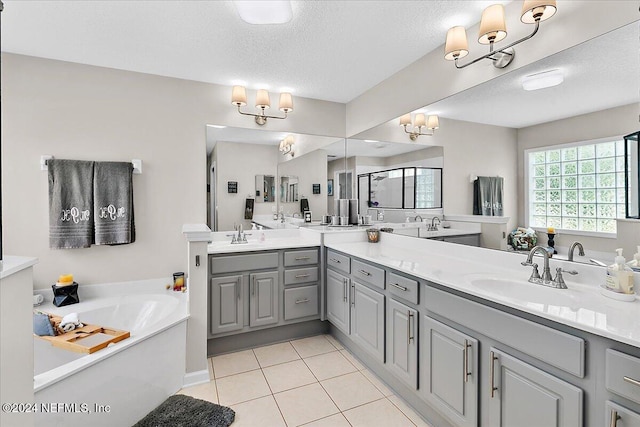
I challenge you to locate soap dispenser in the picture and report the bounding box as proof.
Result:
[604,248,634,297]
[627,246,640,270]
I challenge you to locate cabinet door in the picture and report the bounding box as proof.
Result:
[422,316,478,427]
[488,348,583,427]
[351,281,385,363]
[606,401,640,427]
[386,298,417,389]
[210,275,243,335]
[326,269,350,335]
[249,271,279,328]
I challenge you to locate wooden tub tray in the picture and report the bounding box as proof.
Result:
[37,314,130,354]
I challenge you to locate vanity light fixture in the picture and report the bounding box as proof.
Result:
[279,135,294,156]
[231,86,293,126]
[399,113,439,141]
[444,0,557,69]
[521,69,564,91]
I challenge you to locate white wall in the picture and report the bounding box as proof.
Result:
[2,54,345,288]
[213,141,279,231]
[277,149,328,219]
[517,103,640,253]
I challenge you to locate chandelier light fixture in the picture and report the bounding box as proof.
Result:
[279,135,294,155]
[444,0,557,69]
[399,113,439,141]
[231,86,293,126]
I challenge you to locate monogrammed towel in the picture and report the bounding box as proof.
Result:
[48,159,95,249]
[93,161,135,245]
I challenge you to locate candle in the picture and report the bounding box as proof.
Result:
[547,227,555,234]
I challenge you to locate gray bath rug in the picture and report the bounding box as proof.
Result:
[133,394,235,427]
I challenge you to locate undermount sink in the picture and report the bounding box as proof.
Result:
[463,274,585,307]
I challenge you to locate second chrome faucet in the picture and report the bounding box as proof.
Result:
[521,245,577,289]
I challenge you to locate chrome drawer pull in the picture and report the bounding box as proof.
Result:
[295,274,311,278]
[295,298,310,304]
[343,279,347,302]
[490,351,498,398]
[329,258,341,263]
[295,256,311,260]
[407,311,414,344]
[463,340,471,383]
[623,376,640,387]
[390,283,408,292]
[610,409,620,427]
[358,269,371,276]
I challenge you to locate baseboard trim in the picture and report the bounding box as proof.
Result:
[182,369,210,388]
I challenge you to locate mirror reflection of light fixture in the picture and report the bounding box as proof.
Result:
[279,135,295,155]
[399,113,439,141]
[231,86,293,126]
[444,0,557,69]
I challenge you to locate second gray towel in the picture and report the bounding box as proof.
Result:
[94,161,135,245]
[48,159,95,249]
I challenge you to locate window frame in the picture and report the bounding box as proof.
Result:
[524,135,624,239]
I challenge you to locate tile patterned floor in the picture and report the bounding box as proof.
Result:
[178,334,433,427]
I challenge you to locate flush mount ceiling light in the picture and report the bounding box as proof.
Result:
[234,1,292,24]
[399,113,439,141]
[444,0,557,69]
[231,86,293,126]
[522,69,564,91]
[278,135,294,155]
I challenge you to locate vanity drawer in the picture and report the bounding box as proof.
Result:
[387,271,418,305]
[327,250,350,275]
[606,349,640,404]
[209,252,278,275]
[284,267,318,285]
[284,285,319,320]
[284,249,318,267]
[352,259,385,290]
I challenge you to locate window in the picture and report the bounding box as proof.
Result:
[528,139,626,234]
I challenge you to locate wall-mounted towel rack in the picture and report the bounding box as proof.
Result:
[40,155,142,174]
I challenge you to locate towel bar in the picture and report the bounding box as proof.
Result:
[41,155,142,174]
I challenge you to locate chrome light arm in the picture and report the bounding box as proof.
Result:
[236,105,289,126]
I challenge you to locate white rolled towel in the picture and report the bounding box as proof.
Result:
[59,313,84,332]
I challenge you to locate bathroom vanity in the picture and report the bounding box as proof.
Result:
[207,228,640,427]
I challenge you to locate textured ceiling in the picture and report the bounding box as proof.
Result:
[1,0,508,104]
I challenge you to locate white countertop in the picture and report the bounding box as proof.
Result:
[0,255,38,280]
[208,228,321,254]
[325,233,640,348]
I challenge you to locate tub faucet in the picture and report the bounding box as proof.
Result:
[428,216,441,231]
[568,241,585,262]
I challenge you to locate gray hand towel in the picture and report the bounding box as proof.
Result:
[93,161,135,245]
[48,159,95,249]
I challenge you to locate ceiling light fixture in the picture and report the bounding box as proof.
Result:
[234,1,292,25]
[444,0,557,69]
[521,69,564,91]
[279,135,294,156]
[231,86,293,126]
[399,113,439,141]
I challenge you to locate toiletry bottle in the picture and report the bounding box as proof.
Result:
[606,249,623,292]
[627,245,640,269]
[606,249,634,294]
[259,226,266,242]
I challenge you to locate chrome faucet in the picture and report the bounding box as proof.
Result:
[427,216,441,231]
[414,215,423,223]
[521,245,577,289]
[568,241,585,262]
[279,212,285,223]
[227,223,249,244]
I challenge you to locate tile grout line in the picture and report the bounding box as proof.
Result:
[385,396,420,427]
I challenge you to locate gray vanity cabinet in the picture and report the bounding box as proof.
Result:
[350,281,385,363]
[249,271,279,328]
[606,401,640,427]
[487,347,583,427]
[422,316,478,427]
[326,268,350,335]
[210,274,243,334]
[386,298,417,389]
